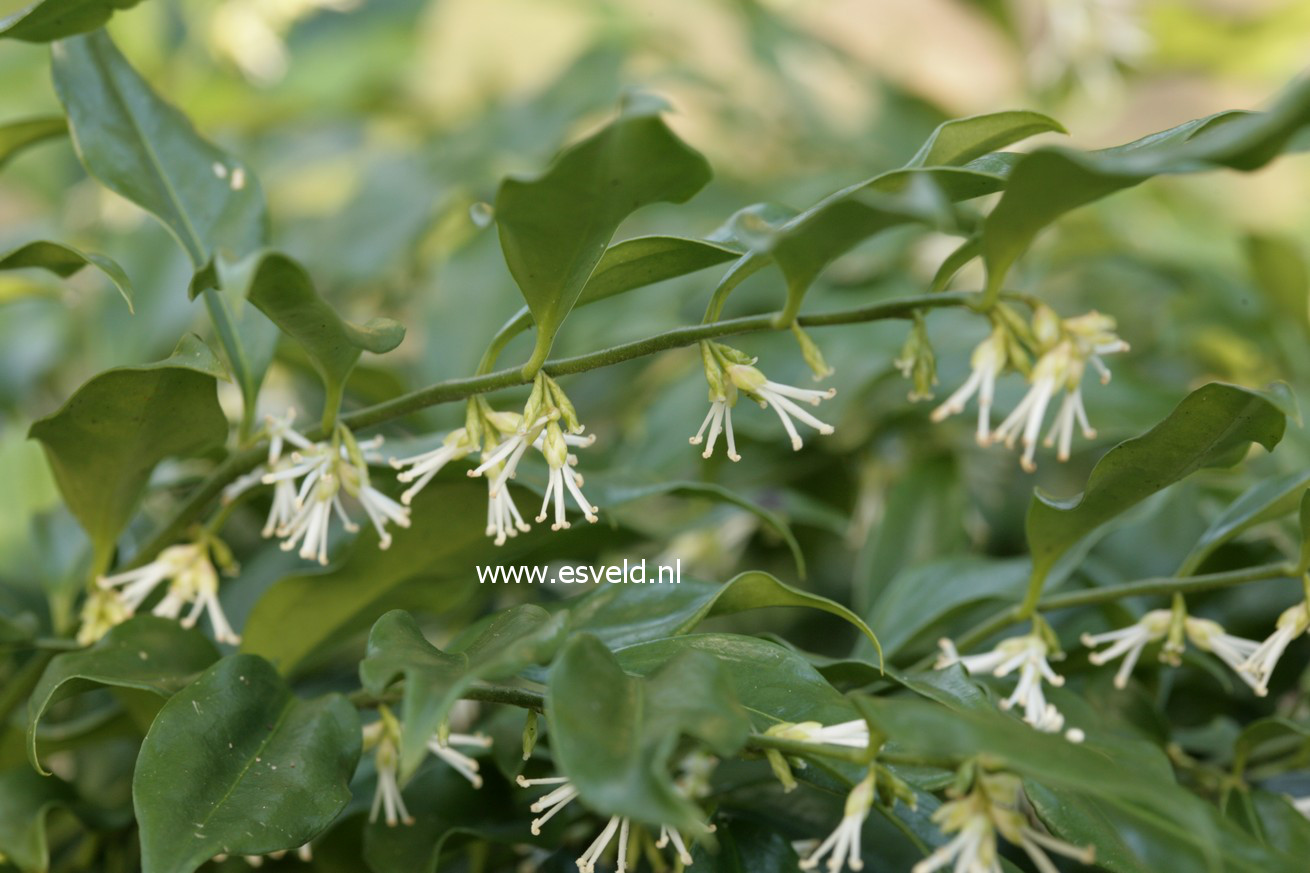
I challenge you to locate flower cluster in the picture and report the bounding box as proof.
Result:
[516,751,717,871]
[391,375,598,544]
[1084,602,1310,697]
[932,305,1128,471]
[363,707,493,827]
[90,534,240,646]
[692,340,836,460]
[914,769,1094,873]
[936,630,1077,736]
[226,410,411,565]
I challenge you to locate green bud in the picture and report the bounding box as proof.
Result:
[522,710,538,761]
[790,323,834,381]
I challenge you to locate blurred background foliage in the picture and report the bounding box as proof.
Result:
[3,1,1310,867]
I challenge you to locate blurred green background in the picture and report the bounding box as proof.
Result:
[3,0,1310,741]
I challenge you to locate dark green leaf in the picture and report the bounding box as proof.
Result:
[906,110,1065,168]
[495,97,713,375]
[0,240,133,311]
[0,116,66,169]
[234,251,403,411]
[133,654,360,873]
[867,557,1028,660]
[241,480,543,675]
[982,81,1310,296]
[568,571,878,659]
[1027,383,1290,589]
[1180,470,1310,575]
[0,766,76,873]
[0,0,146,42]
[27,616,218,774]
[486,234,741,357]
[359,607,562,778]
[51,30,267,274]
[547,634,750,831]
[616,633,856,730]
[27,335,228,571]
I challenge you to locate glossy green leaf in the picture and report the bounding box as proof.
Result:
[0,116,66,169]
[233,251,403,414]
[867,557,1028,660]
[855,696,1285,872]
[906,110,1065,168]
[547,634,750,831]
[616,633,856,730]
[1,0,146,41]
[569,571,878,659]
[1232,717,1310,777]
[0,766,76,873]
[486,235,741,359]
[241,480,542,675]
[1026,383,1290,589]
[359,606,562,778]
[0,240,133,311]
[689,817,802,872]
[27,335,228,571]
[495,97,713,375]
[982,81,1310,296]
[51,30,266,274]
[27,616,218,774]
[1180,470,1310,575]
[133,654,360,873]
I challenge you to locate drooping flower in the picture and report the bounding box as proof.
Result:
[1184,616,1262,691]
[931,326,1008,443]
[427,731,493,788]
[95,539,240,645]
[800,771,875,872]
[936,633,1069,734]
[991,308,1128,472]
[1081,609,1174,689]
[364,710,413,827]
[1239,601,1310,697]
[536,421,598,531]
[75,588,133,646]
[913,770,1094,873]
[693,341,835,459]
[768,719,870,749]
[464,374,599,536]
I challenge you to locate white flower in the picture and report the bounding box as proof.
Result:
[97,542,240,645]
[390,426,478,505]
[76,588,133,646]
[1239,601,1309,697]
[728,363,835,451]
[936,635,1068,733]
[931,326,1008,444]
[1185,617,1262,690]
[427,732,492,788]
[364,716,413,827]
[484,463,531,545]
[1081,609,1173,689]
[536,421,598,531]
[262,420,411,563]
[689,397,740,461]
[517,774,579,836]
[914,771,1094,873]
[768,719,870,749]
[801,772,874,872]
[991,309,1128,472]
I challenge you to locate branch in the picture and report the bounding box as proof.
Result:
[128,291,976,566]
